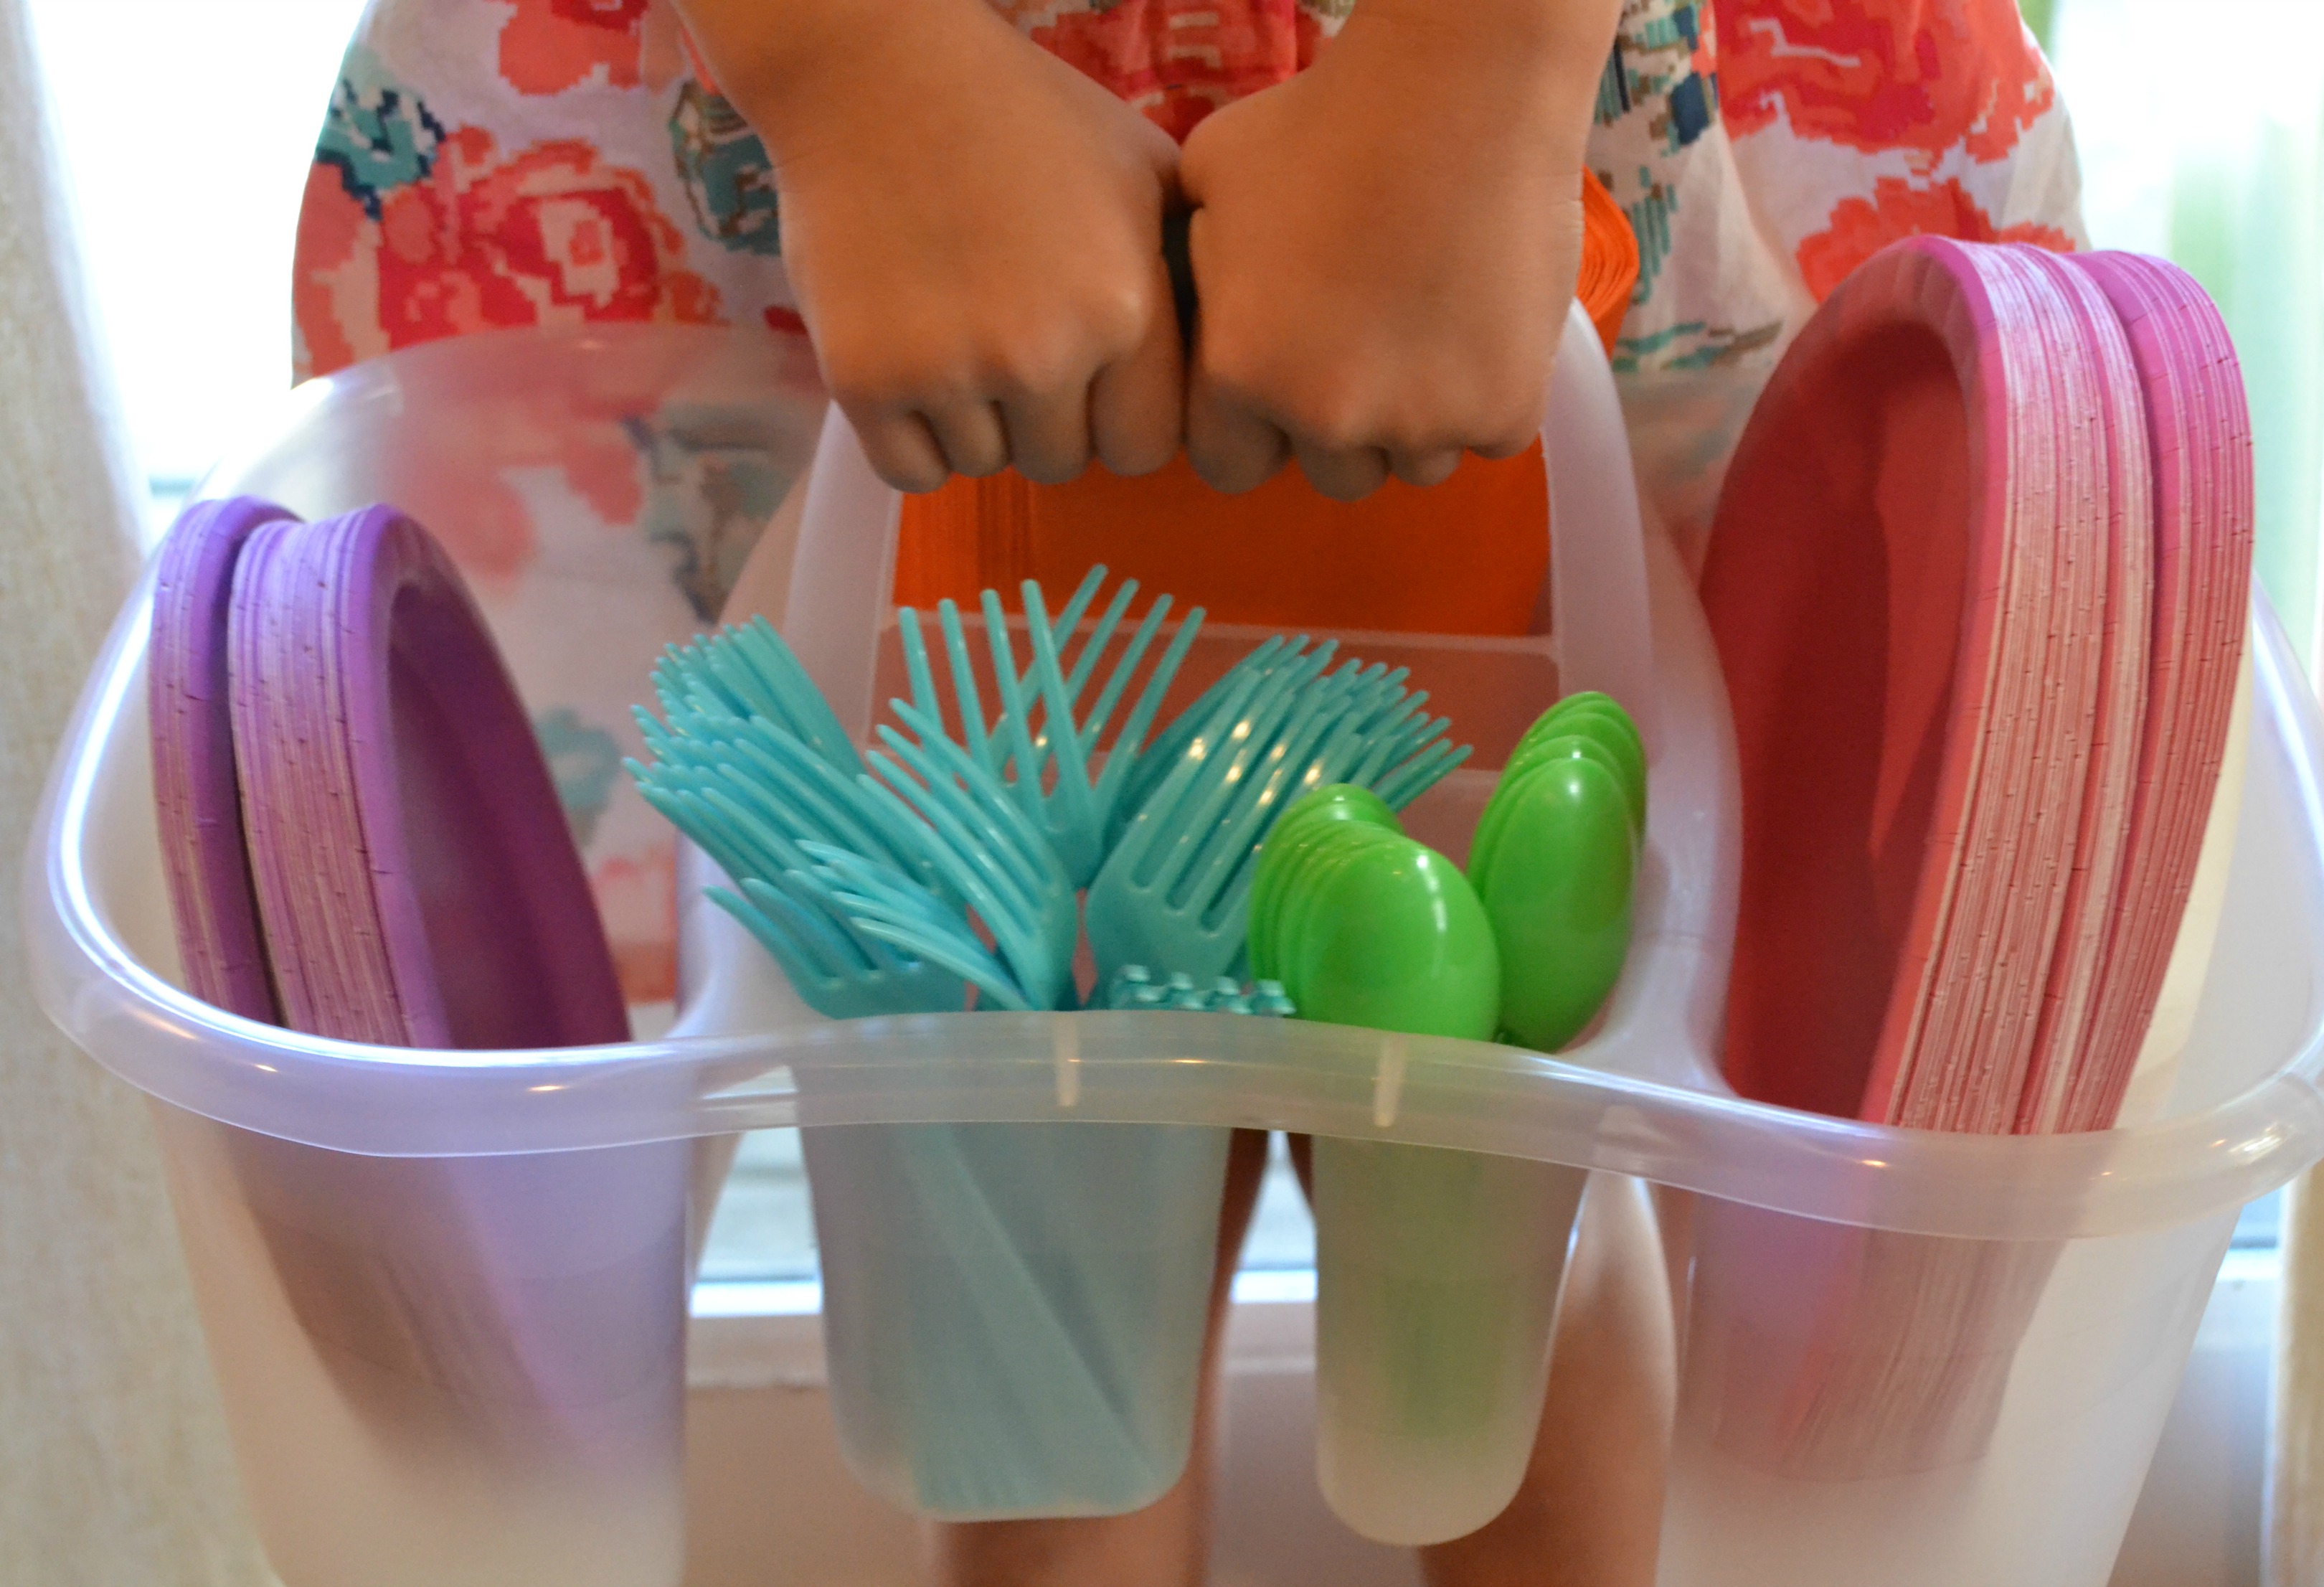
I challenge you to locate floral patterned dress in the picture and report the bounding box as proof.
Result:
[289,0,2083,1007]
[296,0,2082,555]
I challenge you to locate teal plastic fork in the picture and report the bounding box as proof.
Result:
[1084,641,1470,981]
[636,614,1229,1525]
[636,705,948,900]
[894,566,1204,887]
[651,614,859,776]
[865,702,1081,1010]
[805,844,1034,1012]
[637,778,968,1018]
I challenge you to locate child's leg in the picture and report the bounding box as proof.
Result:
[1280,1141,1677,1581]
[1417,1171,1676,1587]
[924,1127,1272,1587]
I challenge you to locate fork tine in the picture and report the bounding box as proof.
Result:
[1010,570,1126,804]
[978,588,1049,804]
[897,606,949,743]
[709,887,848,1000]
[637,783,762,895]
[697,785,818,881]
[1199,692,1376,920]
[861,722,1075,1010]
[1059,572,1137,705]
[749,872,882,974]
[748,715,948,887]
[807,844,1016,992]
[1018,584,1101,852]
[861,745,1040,971]
[660,762,804,873]
[780,872,915,976]
[887,702,1062,880]
[732,617,861,772]
[1117,634,1288,820]
[1077,592,1168,755]
[1037,564,1109,679]
[1339,725,1419,794]
[846,916,1031,1012]
[702,633,785,730]
[1107,651,1278,880]
[934,599,997,773]
[662,642,745,723]
[716,727,856,839]
[1139,651,1325,893]
[679,669,742,731]
[1179,682,1357,915]
[1378,737,1473,809]
[649,644,694,719]
[800,841,961,941]
[1344,681,1427,747]
[1092,603,1206,814]
[724,725,908,871]
[634,707,681,760]
[1177,654,1374,903]
[727,713,932,869]
[864,745,1031,916]
[1343,700,1430,786]
[1370,707,1452,775]
[1300,710,1381,794]
[791,852,943,977]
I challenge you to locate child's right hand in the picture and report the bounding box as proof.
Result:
[675,0,1186,491]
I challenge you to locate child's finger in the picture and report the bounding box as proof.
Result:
[1002,386,1095,485]
[1185,372,1290,494]
[1087,253,1185,479]
[924,400,1011,479]
[851,409,953,494]
[1291,438,1391,502]
[1389,448,1464,489]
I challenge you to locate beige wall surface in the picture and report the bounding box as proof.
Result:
[0,1,269,1580]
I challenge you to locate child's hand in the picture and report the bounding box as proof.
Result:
[1179,0,1619,500]
[677,0,1185,490]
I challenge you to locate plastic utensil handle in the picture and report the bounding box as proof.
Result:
[1140,237,1654,738]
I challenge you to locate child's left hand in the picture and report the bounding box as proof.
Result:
[1179,0,1620,501]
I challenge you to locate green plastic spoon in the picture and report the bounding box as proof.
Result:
[1247,784,1402,980]
[1507,693,1645,835]
[1266,823,1409,1002]
[1271,827,1499,1042]
[1470,733,1630,890]
[1271,817,1562,1553]
[1512,694,1642,782]
[1470,751,1634,1051]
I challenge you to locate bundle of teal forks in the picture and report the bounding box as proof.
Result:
[630,566,1468,1520]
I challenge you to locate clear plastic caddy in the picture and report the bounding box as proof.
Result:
[25,321,2324,1587]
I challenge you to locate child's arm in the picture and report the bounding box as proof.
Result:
[672,0,1185,491]
[1180,0,1623,500]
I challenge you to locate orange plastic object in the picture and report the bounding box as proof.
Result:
[893,174,1640,636]
[1577,167,1640,358]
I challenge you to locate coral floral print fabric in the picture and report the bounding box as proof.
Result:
[296,0,2083,551]
[290,0,2081,1004]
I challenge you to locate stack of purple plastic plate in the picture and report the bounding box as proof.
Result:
[152,499,626,1050]
[146,499,683,1586]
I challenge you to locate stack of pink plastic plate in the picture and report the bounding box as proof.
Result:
[1705,237,2252,1137]
[149,499,626,1050]
[2052,253,2256,1133]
